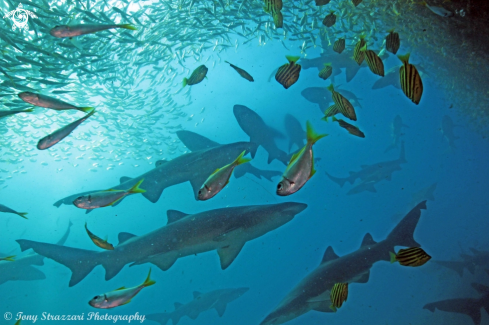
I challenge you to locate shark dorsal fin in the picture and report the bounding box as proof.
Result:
[120,176,132,184]
[193,291,202,298]
[321,246,339,264]
[472,283,489,295]
[360,233,377,247]
[167,210,189,224]
[118,232,138,245]
[155,160,168,167]
[174,302,183,310]
[176,130,220,151]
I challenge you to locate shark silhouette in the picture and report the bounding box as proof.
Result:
[326,141,406,194]
[53,140,258,211]
[300,50,363,83]
[435,247,489,277]
[176,130,281,181]
[301,86,362,114]
[441,115,459,151]
[260,201,427,325]
[283,114,305,153]
[146,287,249,325]
[372,67,401,90]
[0,220,72,285]
[384,115,408,153]
[233,104,289,165]
[17,202,307,286]
[424,282,489,325]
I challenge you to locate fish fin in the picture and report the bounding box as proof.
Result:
[217,242,245,270]
[386,201,426,250]
[309,167,316,179]
[263,6,269,13]
[289,150,301,165]
[117,232,138,245]
[167,210,189,224]
[210,168,221,176]
[357,271,370,283]
[174,302,183,310]
[307,293,333,312]
[143,253,178,271]
[17,212,28,219]
[192,291,202,298]
[397,53,410,64]
[387,28,395,32]
[118,24,137,30]
[108,196,124,206]
[182,77,188,87]
[324,62,332,66]
[215,302,227,317]
[120,176,132,184]
[176,130,220,151]
[471,283,489,295]
[3,255,15,261]
[306,121,327,145]
[285,55,300,63]
[190,175,209,200]
[433,260,465,277]
[360,44,367,52]
[327,84,334,92]
[325,172,348,188]
[120,299,132,306]
[77,107,94,113]
[332,116,338,122]
[129,178,146,194]
[234,150,252,165]
[115,286,126,291]
[142,268,156,287]
[321,246,340,264]
[360,233,377,247]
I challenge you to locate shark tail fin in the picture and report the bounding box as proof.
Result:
[306,121,327,145]
[325,172,348,188]
[386,201,427,251]
[146,313,171,325]
[129,179,146,194]
[434,260,465,277]
[16,239,105,287]
[142,268,156,287]
[17,212,28,219]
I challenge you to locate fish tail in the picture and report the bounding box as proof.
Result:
[327,84,335,92]
[360,44,367,52]
[386,201,427,252]
[78,107,95,113]
[17,212,28,219]
[332,116,338,122]
[397,53,410,64]
[24,109,34,112]
[84,109,96,118]
[234,150,252,166]
[118,24,137,30]
[285,55,300,63]
[418,1,427,6]
[4,255,15,261]
[129,179,146,194]
[389,252,397,263]
[143,268,156,287]
[182,77,188,87]
[306,121,327,145]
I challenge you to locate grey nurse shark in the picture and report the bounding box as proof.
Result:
[17,202,307,286]
[0,220,72,285]
[53,137,259,212]
[260,201,427,325]
[147,287,249,325]
[435,247,489,277]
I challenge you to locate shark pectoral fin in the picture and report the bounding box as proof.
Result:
[471,283,489,295]
[188,310,200,320]
[214,302,227,317]
[213,226,242,242]
[174,302,183,310]
[306,292,333,313]
[147,253,178,271]
[167,210,189,224]
[365,184,377,192]
[217,243,245,270]
[120,177,132,184]
[356,270,370,283]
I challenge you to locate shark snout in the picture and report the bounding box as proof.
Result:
[282,202,308,215]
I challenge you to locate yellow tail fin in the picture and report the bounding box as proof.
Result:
[306,121,327,145]
[143,268,156,287]
[2,255,15,261]
[119,24,137,30]
[397,53,411,64]
[233,150,252,166]
[18,212,28,219]
[129,179,146,194]
[182,77,188,87]
[78,107,95,113]
[390,252,397,264]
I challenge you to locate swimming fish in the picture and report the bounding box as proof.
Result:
[198,150,251,200]
[333,38,345,54]
[85,222,114,251]
[330,283,348,312]
[353,36,366,65]
[273,11,283,28]
[321,104,340,122]
[332,116,365,138]
[315,0,331,5]
[390,247,432,267]
[398,53,423,105]
[361,45,385,77]
[0,109,33,119]
[275,56,301,89]
[322,12,337,28]
[37,109,96,150]
[318,63,333,80]
[0,204,28,219]
[263,0,283,28]
[327,84,357,121]
[420,1,454,17]
[50,24,137,38]
[18,92,93,112]
[89,269,155,309]
[386,29,400,54]
[224,61,254,82]
[73,179,146,209]
[183,65,208,87]
[277,122,327,196]
[352,0,362,6]
[0,256,15,262]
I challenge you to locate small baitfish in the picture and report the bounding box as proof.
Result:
[50,24,137,38]
[18,92,93,112]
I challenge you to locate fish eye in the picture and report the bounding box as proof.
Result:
[277,183,283,190]
[93,296,98,299]
[198,190,201,195]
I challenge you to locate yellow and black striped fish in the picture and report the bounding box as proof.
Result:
[322,11,336,27]
[315,0,331,5]
[398,53,423,105]
[390,247,431,267]
[332,116,365,138]
[275,56,301,89]
[333,38,345,54]
[263,0,283,14]
[352,0,362,6]
[353,36,366,65]
[386,29,400,54]
[361,45,385,77]
[327,84,357,121]
[318,63,333,80]
[183,65,208,87]
[330,283,348,312]
[273,11,283,28]
[321,104,340,122]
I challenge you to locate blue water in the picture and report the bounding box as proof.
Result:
[1,16,489,325]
